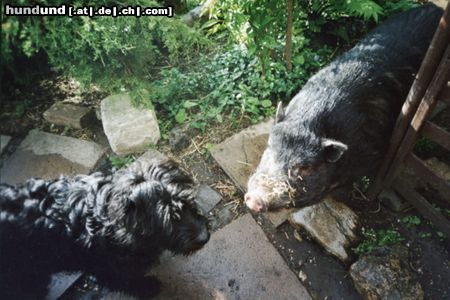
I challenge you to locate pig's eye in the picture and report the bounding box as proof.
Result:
[289,165,312,179]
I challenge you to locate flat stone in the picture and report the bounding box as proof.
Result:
[263,207,296,228]
[101,94,160,155]
[43,102,95,129]
[289,197,358,262]
[350,245,424,300]
[129,149,167,169]
[211,119,289,222]
[0,130,107,184]
[379,188,411,212]
[211,119,272,192]
[46,272,82,300]
[209,206,235,231]
[196,184,222,214]
[1,135,12,154]
[150,214,311,300]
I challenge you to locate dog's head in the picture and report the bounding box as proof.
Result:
[107,160,210,255]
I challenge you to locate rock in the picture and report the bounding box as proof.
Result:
[150,214,312,300]
[209,206,234,231]
[46,272,82,300]
[350,245,424,300]
[211,119,299,228]
[169,124,198,152]
[425,157,450,182]
[129,149,167,169]
[101,94,160,155]
[1,135,12,154]
[43,102,95,129]
[211,119,272,192]
[379,188,411,212]
[0,130,107,184]
[263,207,296,228]
[196,184,222,214]
[289,197,358,262]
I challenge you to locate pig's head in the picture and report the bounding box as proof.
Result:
[245,103,348,213]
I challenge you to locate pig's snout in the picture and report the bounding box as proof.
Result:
[245,192,267,213]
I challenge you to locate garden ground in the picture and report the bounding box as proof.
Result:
[1,73,449,299]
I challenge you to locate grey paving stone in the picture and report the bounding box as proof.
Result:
[0,135,12,154]
[43,102,95,129]
[211,119,292,224]
[0,130,107,184]
[129,149,167,169]
[46,272,82,300]
[101,94,160,155]
[196,184,222,214]
[211,119,272,192]
[263,207,296,228]
[150,214,312,300]
[289,197,358,262]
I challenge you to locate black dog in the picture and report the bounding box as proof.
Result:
[0,160,210,299]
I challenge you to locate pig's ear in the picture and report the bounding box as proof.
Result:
[321,138,348,163]
[275,102,285,123]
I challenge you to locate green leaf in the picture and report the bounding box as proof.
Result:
[183,100,198,109]
[175,109,187,124]
[294,55,305,66]
[261,99,272,107]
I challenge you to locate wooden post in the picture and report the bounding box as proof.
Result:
[382,47,450,188]
[367,4,450,200]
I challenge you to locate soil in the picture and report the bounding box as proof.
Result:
[2,71,449,299]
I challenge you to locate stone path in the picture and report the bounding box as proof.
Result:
[101,94,160,155]
[0,117,356,299]
[211,119,272,192]
[0,130,108,299]
[0,129,107,184]
[150,214,312,300]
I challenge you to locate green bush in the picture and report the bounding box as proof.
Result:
[353,227,404,255]
[148,44,331,132]
[1,0,211,99]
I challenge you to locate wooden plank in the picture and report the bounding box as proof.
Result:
[368,6,450,200]
[393,177,450,239]
[405,153,450,203]
[421,121,450,151]
[382,47,450,188]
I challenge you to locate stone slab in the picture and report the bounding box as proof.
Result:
[43,102,95,129]
[46,272,82,300]
[0,135,12,154]
[150,214,311,300]
[211,119,297,223]
[211,119,272,192]
[196,184,222,214]
[101,94,161,155]
[0,130,107,184]
[263,207,296,228]
[129,149,167,169]
[289,197,358,262]
[350,246,424,300]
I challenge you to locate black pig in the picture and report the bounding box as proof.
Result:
[245,4,443,213]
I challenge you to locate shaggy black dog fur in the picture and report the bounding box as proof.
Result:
[0,160,210,299]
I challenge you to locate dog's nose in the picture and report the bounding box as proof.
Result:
[197,228,210,245]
